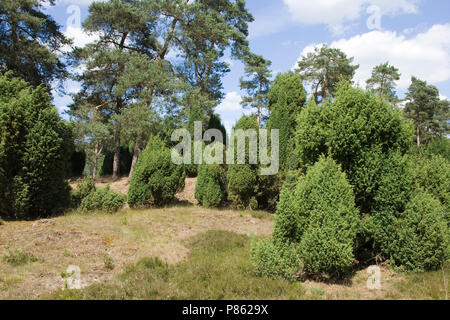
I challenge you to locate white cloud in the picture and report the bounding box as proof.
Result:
[64,26,99,48]
[293,24,450,93]
[330,24,450,89]
[283,0,420,34]
[216,92,242,112]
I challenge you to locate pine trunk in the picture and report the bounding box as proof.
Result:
[112,127,121,180]
[128,133,141,181]
[416,126,421,147]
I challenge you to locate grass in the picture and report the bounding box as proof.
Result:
[48,231,306,300]
[386,262,449,300]
[1,206,448,300]
[47,229,450,300]
[2,249,38,266]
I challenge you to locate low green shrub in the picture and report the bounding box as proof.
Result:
[250,239,303,282]
[390,191,448,272]
[71,177,95,208]
[80,186,125,213]
[195,164,227,207]
[128,137,185,207]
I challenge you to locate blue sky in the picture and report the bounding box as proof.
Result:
[46,0,450,133]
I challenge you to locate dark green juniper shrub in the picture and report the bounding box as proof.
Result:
[410,153,449,221]
[0,73,72,220]
[80,186,125,213]
[254,157,359,280]
[295,82,413,213]
[128,136,185,207]
[227,115,260,209]
[389,190,448,272]
[195,164,227,208]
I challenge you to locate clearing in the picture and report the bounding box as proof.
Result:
[0,178,448,300]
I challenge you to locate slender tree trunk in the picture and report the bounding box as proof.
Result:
[128,133,141,181]
[416,126,421,147]
[257,82,262,127]
[112,126,121,180]
[322,71,329,101]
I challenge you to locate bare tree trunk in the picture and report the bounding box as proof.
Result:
[128,133,142,182]
[92,143,103,181]
[322,71,329,101]
[112,126,121,180]
[417,126,421,147]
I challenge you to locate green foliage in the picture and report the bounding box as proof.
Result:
[80,186,125,213]
[295,82,413,213]
[250,240,303,282]
[390,191,448,272]
[128,137,185,207]
[272,157,358,278]
[366,62,401,104]
[195,164,227,207]
[227,164,259,209]
[296,45,359,103]
[411,153,450,221]
[71,177,96,208]
[371,152,414,255]
[404,77,449,146]
[0,73,72,219]
[227,115,260,209]
[240,53,272,125]
[2,249,37,266]
[427,137,450,161]
[0,0,69,87]
[266,72,307,171]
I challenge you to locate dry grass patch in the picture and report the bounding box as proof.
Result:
[0,206,272,299]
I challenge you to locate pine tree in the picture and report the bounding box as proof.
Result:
[366,62,401,105]
[296,45,359,103]
[0,0,70,87]
[404,77,449,146]
[240,54,272,126]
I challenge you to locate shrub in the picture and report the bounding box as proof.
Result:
[71,177,95,208]
[80,186,125,213]
[128,137,185,207]
[0,73,72,219]
[250,239,303,282]
[411,154,449,219]
[295,82,413,212]
[390,191,448,272]
[427,137,450,161]
[195,164,227,207]
[266,72,306,171]
[227,164,259,209]
[227,115,260,209]
[273,157,358,278]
